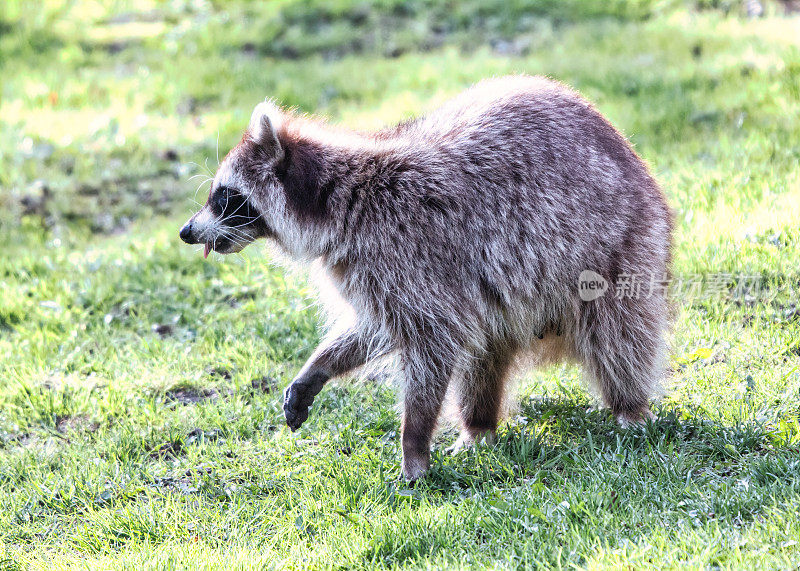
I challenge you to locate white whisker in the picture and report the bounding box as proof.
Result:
[193,178,211,200]
[218,197,252,224]
[227,216,263,230]
[188,161,214,177]
[220,228,250,243]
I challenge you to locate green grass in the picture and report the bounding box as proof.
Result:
[1,0,800,568]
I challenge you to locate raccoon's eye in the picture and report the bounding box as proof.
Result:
[211,186,230,215]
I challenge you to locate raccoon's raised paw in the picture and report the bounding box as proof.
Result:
[283,372,327,431]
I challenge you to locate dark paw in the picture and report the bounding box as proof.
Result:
[283,373,326,431]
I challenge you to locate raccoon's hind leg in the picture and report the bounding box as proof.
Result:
[577,294,666,425]
[400,341,457,481]
[450,342,513,452]
[284,325,386,431]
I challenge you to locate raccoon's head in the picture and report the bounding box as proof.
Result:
[179,101,291,257]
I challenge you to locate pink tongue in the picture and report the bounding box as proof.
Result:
[203,243,211,259]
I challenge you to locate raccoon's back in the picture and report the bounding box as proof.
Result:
[385,78,663,295]
[355,75,670,306]
[392,79,660,238]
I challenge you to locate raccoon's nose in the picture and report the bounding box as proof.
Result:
[179,222,196,244]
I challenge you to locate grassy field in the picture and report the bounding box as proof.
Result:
[1,0,800,568]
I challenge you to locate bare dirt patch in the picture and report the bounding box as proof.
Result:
[164,387,218,405]
[56,414,100,434]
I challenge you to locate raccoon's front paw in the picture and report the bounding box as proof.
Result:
[283,372,327,431]
[283,382,315,431]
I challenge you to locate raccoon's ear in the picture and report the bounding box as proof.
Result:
[249,101,283,157]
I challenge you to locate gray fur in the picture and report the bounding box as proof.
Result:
[180,75,673,480]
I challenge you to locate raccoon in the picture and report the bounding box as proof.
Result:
[179,75,672,481]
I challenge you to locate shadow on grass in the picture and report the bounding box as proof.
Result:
[426,396,798,489]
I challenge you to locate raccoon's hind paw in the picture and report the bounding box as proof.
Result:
[616,409,656,429]
[283,372,327,431]
[446,430,496,454]
[445,435,474,455]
